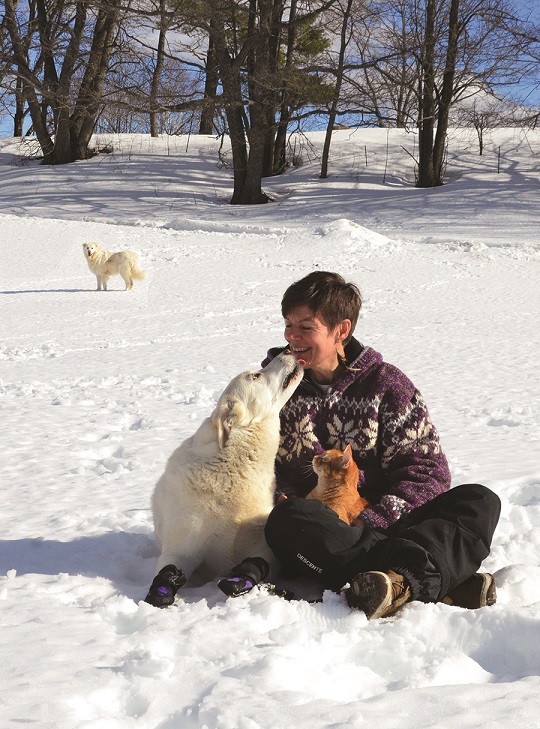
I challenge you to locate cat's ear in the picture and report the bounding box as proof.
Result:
[341,444,352,468]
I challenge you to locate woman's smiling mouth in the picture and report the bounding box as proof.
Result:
[290,347,309,365]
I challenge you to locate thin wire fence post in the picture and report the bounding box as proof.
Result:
[383,129,389,182]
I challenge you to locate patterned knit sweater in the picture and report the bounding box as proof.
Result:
[264,338,451,531]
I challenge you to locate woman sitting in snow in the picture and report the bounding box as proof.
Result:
[259,270,501,619]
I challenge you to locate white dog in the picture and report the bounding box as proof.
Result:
[82,242,146,291]
[144,352,303,607]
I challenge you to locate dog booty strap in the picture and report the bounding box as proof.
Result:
[144,564,187,608]
[218,557,270,598]
[218,576,255,597]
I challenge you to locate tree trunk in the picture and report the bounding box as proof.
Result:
[211,13,250,203]
[320,0,353,179]
[150,1,168,138]
[433,0,460,182]
[239,102,271,204]
[199,26,219,134]
[44,1,88,163]
[48,104,75,164]
[262,103,276,178]
[272,0,297,175]
[69,0,121,160]
[241,0,275,194]
[4,0,54,156]
[14,77,25,136]
[211,0,270,204]
[261,0,283,177]
[416,0,437,188]
[35,0,61,127]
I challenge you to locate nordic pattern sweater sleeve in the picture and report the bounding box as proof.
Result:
[359,383,451,530]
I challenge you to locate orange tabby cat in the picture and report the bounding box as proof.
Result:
[307,444,369,525]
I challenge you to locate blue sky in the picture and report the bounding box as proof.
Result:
[510,0,540,105]
[1,1,538,138]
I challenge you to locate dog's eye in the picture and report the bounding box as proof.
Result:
[251,373,262,380]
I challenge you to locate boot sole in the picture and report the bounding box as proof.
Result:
[481,573,497,607]
[346,571,393,620]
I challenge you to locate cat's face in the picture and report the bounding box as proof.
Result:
[313,448,352,476]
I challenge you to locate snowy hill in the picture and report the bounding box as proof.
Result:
[1,128,540,728]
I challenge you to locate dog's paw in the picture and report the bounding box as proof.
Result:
[144,564,187,608]
[218,576,255,597]
[144,584,177,607]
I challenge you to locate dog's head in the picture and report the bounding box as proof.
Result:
[82,242,99,259]
[212,352,303,448]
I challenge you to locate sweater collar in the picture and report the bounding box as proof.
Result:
[264,337,382,394]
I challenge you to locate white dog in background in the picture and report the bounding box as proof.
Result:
[82,242,146,291]
[144,352,303,607]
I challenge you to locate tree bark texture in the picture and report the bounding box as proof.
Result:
[320,0,354,179]
[416,0,437,187]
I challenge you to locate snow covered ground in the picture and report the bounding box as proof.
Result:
[1,127,539,729]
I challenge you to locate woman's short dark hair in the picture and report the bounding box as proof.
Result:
[281,271,362,343]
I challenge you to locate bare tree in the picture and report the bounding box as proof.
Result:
[347,0,419,127]
[456,98,503,154]
[4,0,124,163]
[320,0,355,178]
[405,0,537,187]
[205,0,338,204]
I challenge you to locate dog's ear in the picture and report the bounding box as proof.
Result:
[213,398,249,449]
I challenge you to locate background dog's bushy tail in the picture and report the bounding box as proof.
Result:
[132,267,147,281]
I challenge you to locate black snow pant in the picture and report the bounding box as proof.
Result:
[264,484,501,602]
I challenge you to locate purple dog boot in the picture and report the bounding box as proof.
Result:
[144,564,187,607]
[217,575,255,597]
[218,557,270,598]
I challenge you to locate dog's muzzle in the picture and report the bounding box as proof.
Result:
[283,364,302,389]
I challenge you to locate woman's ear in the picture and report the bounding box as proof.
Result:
[335,319,352,343]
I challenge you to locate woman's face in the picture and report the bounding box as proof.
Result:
[284,305,351,384]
